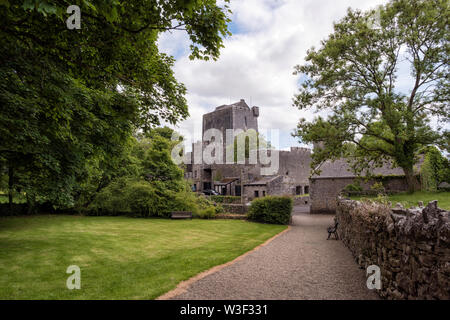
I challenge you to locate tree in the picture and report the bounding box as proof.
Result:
[419,146,450,191]
[0,0,231,208]
[293,0,449,192]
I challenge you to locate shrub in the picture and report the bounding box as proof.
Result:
[209,195,241,204]
[89,178,222,219]
[370,181,385,195]
[247,196,293,225]
[343,183,363,193]
[89,178,193,217]
[192,194,223,218]
[193,207,216,219]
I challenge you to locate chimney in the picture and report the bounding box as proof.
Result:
[252,106,259,117]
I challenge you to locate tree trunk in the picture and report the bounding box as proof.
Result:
[26,192,35,215]
[8,164,13,212]
[403,166,419,193]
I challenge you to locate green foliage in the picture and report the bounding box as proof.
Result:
[294,194,309,198]
[214,171,223,182]
[293,0,449,192]
[88,178,197,217]
[343,183,363,193]
[247,196,293,225]
[194,206,217,219]
[420,146,450,191]
[0,0,231,209]
[210,195,241,204]
[351,191,450,210]
[87,131,206,217]
[370,181,386,195]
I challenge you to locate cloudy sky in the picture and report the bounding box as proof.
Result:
[158,0,388,150]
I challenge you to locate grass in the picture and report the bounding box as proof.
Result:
[0,215,286,299]
[350,191,450,210]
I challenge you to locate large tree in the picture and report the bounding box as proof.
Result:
[293,0,449,192]
[0,0,231,208]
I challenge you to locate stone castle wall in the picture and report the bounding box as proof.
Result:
[310,177,410,214]
[278,147,311,194]
[336,198,450,300]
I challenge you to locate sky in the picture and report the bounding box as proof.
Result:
[158,0,390,150]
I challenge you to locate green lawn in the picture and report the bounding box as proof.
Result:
[350,191,450,210]
[0,215,286,299]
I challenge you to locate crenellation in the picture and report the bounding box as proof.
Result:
[185,99,312,198]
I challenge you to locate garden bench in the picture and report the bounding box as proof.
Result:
[170,211,192,219]
[327,221,339,240]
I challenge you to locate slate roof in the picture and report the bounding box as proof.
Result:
[244,175,281,186]
[311,156,424,179]
[215,177,239,185]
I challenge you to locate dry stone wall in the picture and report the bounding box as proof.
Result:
[336,197,450,300]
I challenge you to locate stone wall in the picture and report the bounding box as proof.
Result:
[336,198,450,300]
[310,176,410,214]
[244,185,267,201]
[277,147,311,194]
[294,196,310,206]
[222,203,248,214]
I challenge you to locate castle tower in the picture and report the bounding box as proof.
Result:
[202,99,259,139]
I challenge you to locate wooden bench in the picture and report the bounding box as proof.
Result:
[327,221,339,240]
[170,211,192,219]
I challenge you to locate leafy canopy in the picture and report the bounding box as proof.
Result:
[293,0,449,191]
[0,0,231,206]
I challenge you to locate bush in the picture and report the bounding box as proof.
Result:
[89,178,220,219]
[247,196,293,225]
[343,183,363,193]
[370,181,385,195]
[192,194,223,218]
[193,207,216,219]
[209,195,241,204]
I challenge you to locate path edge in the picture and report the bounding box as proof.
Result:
[156,225,291,300]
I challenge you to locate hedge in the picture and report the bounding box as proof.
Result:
[247,196,293,225]
[209,195,241,204]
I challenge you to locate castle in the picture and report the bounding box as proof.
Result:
[184,99,312,201]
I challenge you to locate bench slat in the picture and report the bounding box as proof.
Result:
[170,211,193,219]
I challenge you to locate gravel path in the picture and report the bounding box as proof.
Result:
[169,206,379,300]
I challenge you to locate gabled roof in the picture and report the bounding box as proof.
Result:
[244,175,281,186]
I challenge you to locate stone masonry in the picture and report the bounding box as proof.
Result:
[185,99,312,200]
[336,197,450,300]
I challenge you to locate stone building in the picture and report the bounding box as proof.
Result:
[184,99,312,201]
[309,158,423,214]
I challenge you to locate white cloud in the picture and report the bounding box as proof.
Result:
[159,0,388,148]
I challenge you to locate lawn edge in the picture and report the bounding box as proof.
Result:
[156,225,291,300]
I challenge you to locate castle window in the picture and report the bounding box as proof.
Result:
[262,191,266,197]
[304,186,309,194]
[244,117,247,126]
[296,186,302,195]
[254,190,259,198]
